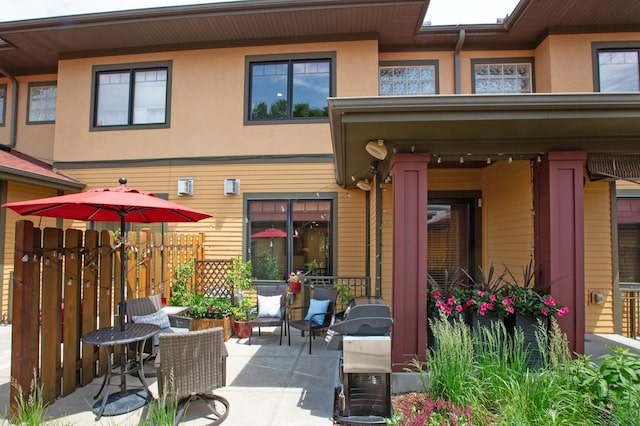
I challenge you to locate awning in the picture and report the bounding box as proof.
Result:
[587,153,640,182]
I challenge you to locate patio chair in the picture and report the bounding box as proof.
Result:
[158,327,229,425]
[127,295,190,361]
[287,287,338,354]
[247,284,288,345]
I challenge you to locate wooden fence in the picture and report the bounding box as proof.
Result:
[9,220,205,417]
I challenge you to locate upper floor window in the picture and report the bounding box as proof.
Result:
[27,82,57,124]
[472,58,534,94]
[379,61,438,95]
[0,84,5,126]
[91,61,171,129]
[597,49,639,92]
[246,52,334,123]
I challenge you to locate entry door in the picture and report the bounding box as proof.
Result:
[427,200,472,283]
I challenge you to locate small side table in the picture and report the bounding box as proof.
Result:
[81,323,160,420]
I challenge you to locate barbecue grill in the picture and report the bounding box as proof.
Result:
[327,297,394,425]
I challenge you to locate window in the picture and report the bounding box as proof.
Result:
[0,84,5,126]
[247,197,334,281]
[379,61,438,95]
[597,49,640,92]
[246,53,334,122]
[472,58,534,94]
[27,82,57,123]
[92,61,171,129]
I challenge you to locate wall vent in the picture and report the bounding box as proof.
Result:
[177,178,194,196]
[224,178,240,196]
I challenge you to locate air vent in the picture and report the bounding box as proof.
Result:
[224,178,240,196]
[177,178,194,196]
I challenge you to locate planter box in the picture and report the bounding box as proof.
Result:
[183,317,234,341]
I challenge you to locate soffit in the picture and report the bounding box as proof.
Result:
[328,93,640,188]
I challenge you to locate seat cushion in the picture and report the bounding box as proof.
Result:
[257,295,282,318]
[155,326,189,346]
[132,310,171,329]
[304,298,330,325]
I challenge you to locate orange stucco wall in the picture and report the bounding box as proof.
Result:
[53,40,379,163]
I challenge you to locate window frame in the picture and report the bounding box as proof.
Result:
[0,84,6,126]
[378,60,440,96]
[244,192,337,282]
[26,81,57,124]
[90,60,172,131]
[244,52,336,125]
[592,41,640,92]
[470,57,535,94]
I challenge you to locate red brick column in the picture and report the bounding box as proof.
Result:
[534,151,586,354]
[390,153,429,371]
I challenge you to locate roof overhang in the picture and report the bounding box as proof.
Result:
[328,93,640,188]
[0,149,85,191]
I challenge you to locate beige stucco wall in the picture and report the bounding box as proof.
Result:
[0,75,57,163]
[53,40,379,163]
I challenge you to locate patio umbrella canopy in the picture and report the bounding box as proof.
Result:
[2,178,212,405]
[251,228,288,239]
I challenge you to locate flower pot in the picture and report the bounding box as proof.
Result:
[513,314,549,369]
[234,320,251,339]
[471,310,506,350]
[289,281,301,294]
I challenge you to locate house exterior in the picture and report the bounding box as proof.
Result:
[2,0,640,370]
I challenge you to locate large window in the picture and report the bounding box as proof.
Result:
[92,61,171,129]
[247,53,334,122]
[27,82,57,124]
[247,198,333,281]
[0,84,5,126]
[472,58,534,94]
[597,49,640,92]
[379,61,438,95]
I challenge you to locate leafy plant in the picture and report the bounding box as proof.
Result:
[230,297,253,322]
[11,369,46,426]
[170,259,194,306]
[262,252,279,280]
[227,256,252,291]
[142,370,178,425]
[187,295,233,319]
[427,268,469,319]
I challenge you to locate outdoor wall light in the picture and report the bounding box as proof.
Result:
[356,179,372,191]
[366,139,387,160]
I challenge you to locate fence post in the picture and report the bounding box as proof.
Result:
[10,220,39,419]
[98,230,112,375]
[62,229,82,396]
[81,230,99,386]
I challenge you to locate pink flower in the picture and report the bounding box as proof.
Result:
[444,307,452,315]
[467,299,477,306]
[541,307,549,316]
[456,305,464,312]
[506,306,514,314]
[502,298,512,305]
[543,297,556,306]
[558,306,569,317]
[477,290,485,297]
[489,294,497,302]
[432,291,442,299]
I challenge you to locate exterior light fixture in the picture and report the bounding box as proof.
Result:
[356,179,372,191]
[366,139,387,160]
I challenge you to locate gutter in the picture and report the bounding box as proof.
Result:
[0,67,18,150]
[454,29,465,94]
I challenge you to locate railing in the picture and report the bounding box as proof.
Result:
[302,275,370,312]
[620,282,640,340]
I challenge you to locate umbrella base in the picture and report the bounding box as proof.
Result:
[92,388,151,418]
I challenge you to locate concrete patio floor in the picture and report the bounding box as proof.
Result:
[0,324,639,425]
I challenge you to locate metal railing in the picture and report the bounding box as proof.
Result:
[620,282,640,340]
[302,275,370,312]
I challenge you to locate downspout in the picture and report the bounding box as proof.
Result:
[454,29,465,94]
[0,68,18,149]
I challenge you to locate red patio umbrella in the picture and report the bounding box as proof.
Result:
[251,228,288,239]
[2,178,212,407]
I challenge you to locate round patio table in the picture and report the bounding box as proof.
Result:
[81,322,160,420]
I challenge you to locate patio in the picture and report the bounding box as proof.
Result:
[0,324,639,425]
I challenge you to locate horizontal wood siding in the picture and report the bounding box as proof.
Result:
[380,183,394,308]
[584,180,614,333]
[481,161,533,276]
[55,162,366,275]
[428,169,482,191]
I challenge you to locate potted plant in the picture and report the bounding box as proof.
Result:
[187,295,235,341]
[227,256,253,338]
[288,270,302,294]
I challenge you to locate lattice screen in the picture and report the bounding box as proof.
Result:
[195,260,232,298]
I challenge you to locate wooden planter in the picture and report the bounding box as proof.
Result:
[189,317,234,341]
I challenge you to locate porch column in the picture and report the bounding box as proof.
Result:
[390,153,429,371]
[534,151,586,354]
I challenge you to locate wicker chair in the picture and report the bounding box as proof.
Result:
[287,287,338,354]
[247,284,288,345]
[158,327,229,425]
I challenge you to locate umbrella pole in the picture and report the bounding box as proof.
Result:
[119,215,127,393]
